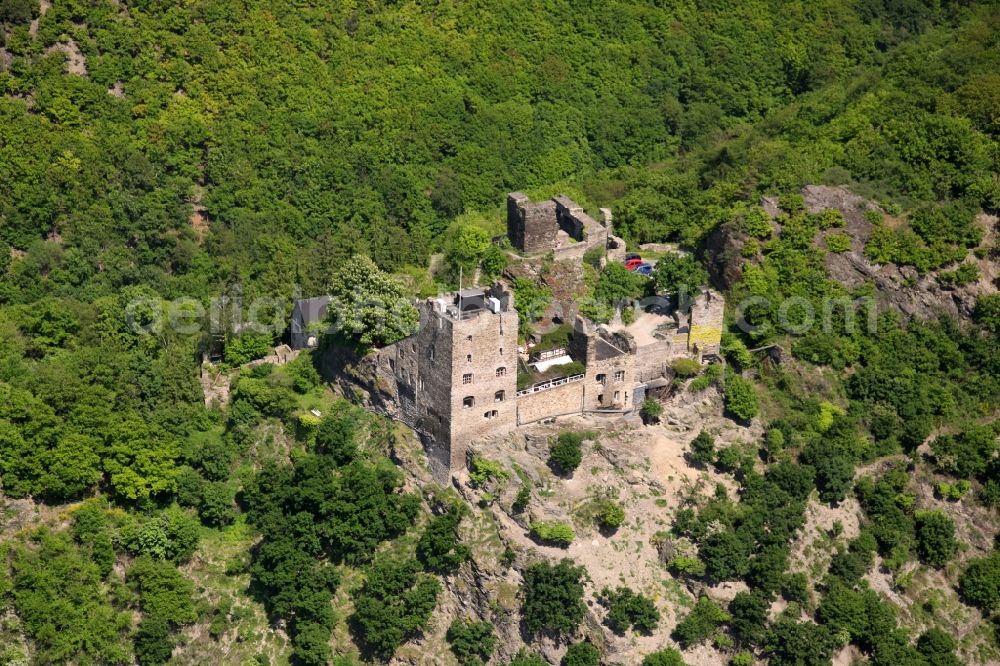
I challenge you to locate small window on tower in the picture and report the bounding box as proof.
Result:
[500,347,504,355]
[463,373,473,384]
[495,390,505,402]
[463,396,474,409]
[484,410,498,419]
[596,373,606,385]
[496,367,506,377]
[466,335,472,341]
[467,354,472,362]
[614,370,625,382]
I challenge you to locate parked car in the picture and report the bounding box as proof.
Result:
[625,253,642,261]
[635,263,654,276]
[625,258,643,270]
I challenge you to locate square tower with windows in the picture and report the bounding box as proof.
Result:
[375,284,518,482]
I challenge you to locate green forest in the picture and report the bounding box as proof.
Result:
[0,0,998,664]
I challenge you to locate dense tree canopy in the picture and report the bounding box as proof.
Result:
[0,0,998,663]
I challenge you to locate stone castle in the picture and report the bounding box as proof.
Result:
[362,194,724,482]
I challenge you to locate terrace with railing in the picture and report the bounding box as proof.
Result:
[515,373,585,397]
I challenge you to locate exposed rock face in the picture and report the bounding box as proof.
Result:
[704,184,997,322]
[803,185,997,322]
[703,221,748,291]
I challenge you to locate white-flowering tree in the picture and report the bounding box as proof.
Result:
[325,255,418,349]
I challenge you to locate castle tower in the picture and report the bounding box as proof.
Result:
[376,285,518,482]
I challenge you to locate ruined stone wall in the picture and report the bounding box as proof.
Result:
[551,241,590,263]
[633,339,673,382]
[515,380,586,425]
[508,193,612,256]
[507,192,558,254]
[689,290,724,356]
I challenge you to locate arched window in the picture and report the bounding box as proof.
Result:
[462,396,474,408]
[494,390,505,402]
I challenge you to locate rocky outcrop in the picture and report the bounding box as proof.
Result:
[803,185,997,322]
[703,221,748,291]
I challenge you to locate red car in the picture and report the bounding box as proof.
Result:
[625,257,643,270]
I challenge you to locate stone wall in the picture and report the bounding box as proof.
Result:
[446,306,519,469]
[374,302,456,481]
[374,292,519,482]
[515,379,586,425]
[583,352,635,410]
[633,339,673,382]
[507,192,559,254]
[508,192,612,257]
[689,289,725,356]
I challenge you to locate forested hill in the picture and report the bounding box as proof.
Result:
[1,0,996,304]
[1,3,1000,665]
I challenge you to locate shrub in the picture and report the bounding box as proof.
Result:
[349,557,441,659]
[916,628,960,666]
[315,413,359,464]
[740,207,773,239]
[932,426,997,478]
[583,246,605,269]
[914,510,957,568]
[521,559,587,635]
[671,358,702,377]
[561,642,600,666]
[599,586,660,634]
[689,430,715,465]
[730,652,752,666]
[764,619,839,666]
[817,209,845,229]
[509,649,548,666]
[446,618,496,666]
[640,397,663,424]
[723,372,759,421]
[729,591,768,645]
[714,445,747,473]
[959,553,1000,610]
[642,648,687,666]
[529,521,575,547]
[668,556,706,577]
[595,500,625,531]
[672,596,730,648]
[416,507,470,573]
[549,432,585,474]
[287,354,321,393]
[937,261,979,287]
[198,481,235,527]
[469,456,509,488]
[721,333,753,370]
[974,293,1000,332]
[224,333,273,366]
[512,484,531,513]
[689,362,722,391]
